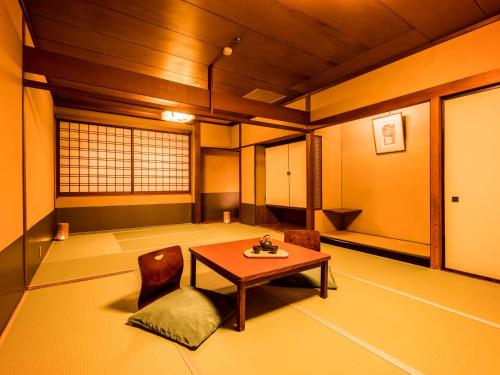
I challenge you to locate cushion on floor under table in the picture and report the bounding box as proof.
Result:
[128,286,235,349]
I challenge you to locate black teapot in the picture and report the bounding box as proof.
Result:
[259,235,273,251]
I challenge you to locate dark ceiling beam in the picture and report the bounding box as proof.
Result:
[23,46,309,125]
[25,79,307,132]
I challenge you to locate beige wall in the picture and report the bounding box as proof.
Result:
[54,107,194,208]
[240,146,255,204]
[202,149,239,193]
[200,122,238,149]
[316,103,430,244]
[0,0,23,250]
[311,21,500,121]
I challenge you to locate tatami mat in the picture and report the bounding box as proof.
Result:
[0,273,192,375]
[262,273,500,374]
[8,222,500,374]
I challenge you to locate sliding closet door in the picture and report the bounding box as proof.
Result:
[289,141,306,208]
[265,144,289,206]
[444,86,500,280]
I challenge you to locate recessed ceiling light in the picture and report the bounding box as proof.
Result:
[161,111,194,123]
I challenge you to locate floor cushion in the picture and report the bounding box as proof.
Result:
[128,286,235,349]
[269,267,337,289]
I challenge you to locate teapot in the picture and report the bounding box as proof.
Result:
[259,235,273,251]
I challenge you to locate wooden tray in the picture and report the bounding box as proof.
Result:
[243,248,289,258]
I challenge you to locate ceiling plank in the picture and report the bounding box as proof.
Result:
[380,0,485,40]
[87,0,313,83]
[23,47,309,124]
[184,0,367,63]
[27,0,331,78]
[278,0,412,48]
[474,0,500,16]
[293,29,429,93]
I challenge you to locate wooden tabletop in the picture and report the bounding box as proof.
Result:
[189,238,330,284]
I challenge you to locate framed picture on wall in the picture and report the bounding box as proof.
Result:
[372,113,405,154]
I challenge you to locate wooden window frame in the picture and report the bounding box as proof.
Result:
[56,118,192,196]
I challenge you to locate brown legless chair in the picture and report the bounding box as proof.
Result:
[137,245,184,309]
[284,230,321,251]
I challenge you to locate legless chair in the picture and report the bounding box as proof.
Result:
[284,230,321,251]
[137,246,183,309]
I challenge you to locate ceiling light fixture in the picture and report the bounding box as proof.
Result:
[161,111,194,123]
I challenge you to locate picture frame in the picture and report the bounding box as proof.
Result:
[372,113,405,154]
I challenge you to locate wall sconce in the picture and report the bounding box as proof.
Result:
[54,223,69,241]
[161,111,194,123]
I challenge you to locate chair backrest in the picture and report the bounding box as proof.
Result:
[284,230,321,251]
[137,245,183,309]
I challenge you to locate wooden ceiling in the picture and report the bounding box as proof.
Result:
[24,0,499,123]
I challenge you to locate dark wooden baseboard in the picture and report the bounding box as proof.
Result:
[56,203,192,233]
[25,210,56,286]
[321,236,430,267]
[0,236,24,334]
[201,192,239,221]
[240,203,256,226]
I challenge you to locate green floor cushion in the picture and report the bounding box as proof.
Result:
[270,267,337,290]
[128,286,235,349]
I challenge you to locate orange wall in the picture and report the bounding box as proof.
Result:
[24,24,55,229]
[311,21,500,121]
[0,0,23,250]
[200,122,238,149]
[240,146,255,204]
[25,85,55,228]
[202,149,239,193]
[316,103,430,243]
[54,107,193,208]
[241,123,301,147]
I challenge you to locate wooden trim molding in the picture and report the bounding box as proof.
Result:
[430,97,443,270]
[305,131,314,230]
[311,68,500,129]
[193,122,202,224]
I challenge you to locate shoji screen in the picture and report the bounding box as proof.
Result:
[58,121,132,193]
[133,129,190,192]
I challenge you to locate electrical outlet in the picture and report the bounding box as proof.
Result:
[451,196,459,202]
[39,245,42,258]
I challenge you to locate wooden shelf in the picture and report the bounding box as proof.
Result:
[323,208,362,215]
[323,208,362,230]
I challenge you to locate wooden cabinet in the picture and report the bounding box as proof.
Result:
[265,141,306,208]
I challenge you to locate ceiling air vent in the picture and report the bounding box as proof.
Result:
[243,89,286,103]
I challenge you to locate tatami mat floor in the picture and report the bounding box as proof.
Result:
[1,223,499,374]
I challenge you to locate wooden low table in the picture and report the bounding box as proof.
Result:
[189,238,330,331]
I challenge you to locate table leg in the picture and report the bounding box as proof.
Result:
[190,253,196,287]
[236,284,246,331]
[320,261,328,299]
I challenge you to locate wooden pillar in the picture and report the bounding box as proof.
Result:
[430,97,443,269]
[193,121,202,224]
[306,131,315,230]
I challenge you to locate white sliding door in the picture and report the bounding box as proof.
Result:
[444,86,500,279]
[265,143,289,206]
[289,141,306,208]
